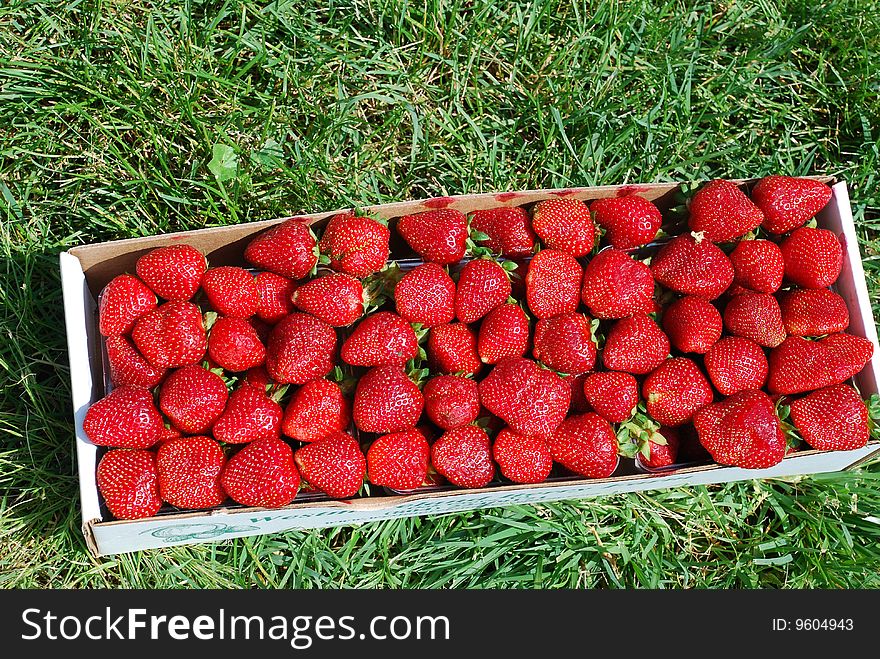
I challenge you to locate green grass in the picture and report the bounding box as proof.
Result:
[2,0,880,588]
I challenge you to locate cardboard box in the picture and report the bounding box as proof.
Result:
[61,179,880,556]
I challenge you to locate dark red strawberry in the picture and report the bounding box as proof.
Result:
[282,378,351,443]
[768,333,874,394]
[478,303,530,364]
[105,335,167,388]
[752,176,833,235]
[254,271,296,324]
[492,428,553,484]
[525,249,582,319]
[201,266,259,319]
[469,206,536,257]
[650,234,734,299]
[244,365,275,391]
[688,179,763,242]
[367,429,430,490]
[779,288,849,337]
[292,272,364,327]
[397,209,467,264]
[779,227,842,288]
[547,413,618,478]
[319,212,390,278]
[729,239,784,294]
[602,313,670,374]
[156,435,227,508]
[590,194,662,249]
[431,426,495,488]
[135,244,206,301]
[531,198,595,256]
[97,449,162,519]
[353,365,424,433]
[642,357,714,426]
[423,374,481,430]
[84,387,163,448]
[662,296,722,354]
[581,248,654,319]
[221,436,300,507]
[294,431,366,498]
[533,312,596,375]
[212,383,282,444]
[455,258,512,323]
[723,292,786,348]
[788,383,869,451]
[638,427,680,469]
[207,316,266,372]
[479,357,570,435]
[427,323,482,375]
[395,263,456,327]
[565,372,591,413]
[131,300,206,369]
[582,371,638,423]
[704,336,768,395]
[265,312,337,384]
[341,311,418,367]
[244,218,318,280]
[159,365,228,434]
[98,274,157,336]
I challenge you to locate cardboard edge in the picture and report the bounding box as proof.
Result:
[82,518,101,558]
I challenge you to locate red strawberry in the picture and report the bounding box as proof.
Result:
[395,263,456,327]
[525,249,582,319]
[427,323,482,375]
[341,311,418,367]
[105,335,167,388]
[156,435,227,508]
[469,206,536,257]
[282,378,351,442]
[244,218,318,280]
[650,234,734,299]
[159,365,228,433]
[492,428,553,484]
[98,274,157,336]
[547,413,618,478]
[752,176,833,235]
[582,371,638,423]
[565,372,591,413]
[212,384,282,444]
[207,316,266,372]
[83,387,163,448]
[254,271,296,324]
[822,332,875,368]
[367,429,430,490]
[533,312,596,375]
[779,288,849,337]
[531,198,595,256]
[779,227,842,288]
[319,212,390,277]
[590,194,662,249]
[723,292,786,348]
[135,244,206,301]
[768,333,874,394]
[131,300,206,369]
[638,427,680,469]
[478,303,530,364]
[265,312,337,384]
[157,425,183,444]
[693,389,785,468]
[202,266,259,319]
[642,357,714,426]
[97,449,162,519]
[788,384,869,451]
[729,239,785,294]
[431,426,495,488]
[662,296,722,354]
[704,336,768,395]
[292,272,364,327]
[244,365,275,391]
[688,179,763,242]
[455,258,512,323]
[353,365,424,433]
[423,374,481,430]
[249,317,272,343]
[221,436,300,507]
[603,313,670,374]
[581,248,654,319]
[397,209,467,264]
[294,431,366,498]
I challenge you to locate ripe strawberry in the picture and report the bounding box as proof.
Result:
[779,288,849,337]
[244,365,275,391]
[423,374,480,430]
[590,194,662,249]
[292,272,364,327]
[779,227,842,288]
[221,436,300,507]
[282,378,351,442]
[642,357,714,426]
[565,372,591,413]
[582,371,638,423]
[752,175,833,235]
[131,300,206,369]
[156,435,227,509]
[249,316,272,343]
[602,313,670,374]
[469,206,536,257]
[157,425,183,444]
[531,198,595,256]
[478,304,530,364]
[661,296,722,354]
[427,323,482,375]
[723,292,786,348]
[650,234,734,299]
[367,429,430,490]
[294,431,366,498]
[729,239,785,294]
[202,266,259,319]
[105,335,167,388]
[212,384,282,444]
[84,387,163,448]
[353,365,424,433]
[341,311,418,367]
[207,316,266,372]
[97,449,162,520]
[244,218,318,280]
[492,428,553,484]
[455,258,512,323]
[533,312,596,375]
[319,212,390,278]
[693,389,785,468]
[135,244,206,301]
[788,384,869,451]
[704,336,768,395]
[254,271,296,324]
[547,413,618,478]
[638,427,680,469]
[265,312,337,384]
[393,263,456,327]
[159,365,228,433]
[431,425,495,488]
[768,333,874,394]
[525,249,582,319]
[397,209,467,264]
[688,179,763,242]
[479,357,570,435]
[581,248,654,319]
[98,274,157,336]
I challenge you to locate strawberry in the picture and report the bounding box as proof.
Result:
[525,249,582,319]
[492,428,553,484]
[431,426,495,488]
[159,365,228,433]
[427,323,482,375]
[779,227,842,288]
[97,449,162,520]
[565,372,591,413]
[788,383,869,451]
[478,303,530,364]
[221,436,300,507]
[752,175,833,235]
[319,212,390,278]
[366,429,430,490]
[650,234,734,299]
[581,248,655,319]
[602,313,670,374]
[135,244,206,301]
[265,312,337,384]
[249,317,272,343]
[704,336,768,395]
[642,357,714,426]
[294,431,366,498]
[532,312,597,375]
[582,371,638,423]
[455,258,512,323]
[244,365,275,391]
[83,387,163,448]
[156,435,227,509]
[207,316,266,372]
[546,413,618,478]
[244,218,318,280]
[131,300,206,369]
[729,239,784,294]
[688,179,763,242]
[779,288,849,337]
[531,198,595,256]
[479,357,570,435]
[692,389,785,469]
[394,263,456,327]
[821,332,875,368]
[768,333,874,394]
[661,296,722,354]
[638,427,680,469]
[590,194,662,249]
[397,209,467,264]
[282,378,351,442]
[105,335,167,388]
[212,383,282,444]
[469,206,536,257]
[98,274,157,336]
[292,272,364,327]
[423,374,481,430]
[254,271,296,324]
[201,266,259,319]
[353,365,424,433]
[723,292,786,348]
[157,425,183,444]
[340,311,418,367]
